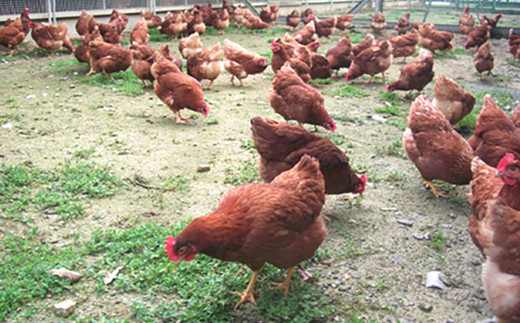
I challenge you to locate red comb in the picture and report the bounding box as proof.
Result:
[497,153,515,172]
[164,236,178,261]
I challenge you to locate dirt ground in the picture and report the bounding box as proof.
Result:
[1,24,520,322]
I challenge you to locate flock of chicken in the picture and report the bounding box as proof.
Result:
[1,4,520,320]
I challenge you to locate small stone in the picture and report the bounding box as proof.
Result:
[397,219,414,227]
[156,101,164,106]
[55,93,60,97]
[381,207,397,212]
[73,93,83,97]
[440,223,453,229]
[418,303,433,313]
[426,271,446,290]
[470,258,482,266]
[392,254,404,262]
[338,285,351,291]
[69,84,75,88]
[51,300,76,318]
[26,94,35,99]
[413,233,424,240]
[197,165,210,172]
[1,123,13,130]
[371,114,387,122]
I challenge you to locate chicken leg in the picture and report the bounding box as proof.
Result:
[175,111,189,124]
[269,267,294,295]
[239,78,248,87]
[203,79,215,90]
[231,270,260,308]
[86,67,95,76]
[424,181,448,198]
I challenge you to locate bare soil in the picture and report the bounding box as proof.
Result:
[1,25,520,322]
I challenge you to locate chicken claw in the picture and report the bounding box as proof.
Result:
[424,181,448,198]
[268,267,294,296]
[231,270,260,308]
[297,264,315,283]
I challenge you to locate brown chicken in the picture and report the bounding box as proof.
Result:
[161,13,187,39]
[403,95,473,197]
[187,43,223,90]
[223,39,268,87]
[286,9,301,32]
[251,117,366,195]
[387,49,434,95]
[468,154,520,323]
[474,42,494,79]
[459,5,474,35]
[0,8,31,57]
[188,11,206,35]
[388,30,419,62]
[510,28,520,60]
[310,51,332,84]
[87,40,132,79]
[346,40,393,84]
[326,35,352,77]
[76,10,95,36]
[270,62,335,131]
[432,75,475,125]
[152,57,209,124]
[179,32,202,59]
[271,40,311,83]
[108,9,128,34]
[513,103,520,128]
[301,8,314,24]
[313,16,336,40]
[335,14,354,33]
[141,10,162,28]
[74,26,103,63]
[465,22,491,50]
[165,155,326,307]
[130,43,156,87]
[394,13,410,35]
[130,17,149,45]
[30,22,74,57]
[480,13,503,29]
[350,33,376,58]
[260,5,279,24]
[418,23,454,53]
[371,12,387,31]
[468,95,520,168]
[210,9,230,34]
[294,21,318,45]
[241,9,270,32]
[98,23,120,44]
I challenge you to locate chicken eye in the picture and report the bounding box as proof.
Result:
[179,246,186,254]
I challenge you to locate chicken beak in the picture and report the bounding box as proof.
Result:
[495,170,504,178]
[174,259,182,266]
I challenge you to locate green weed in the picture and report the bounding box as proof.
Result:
[374,105,403,116]
[240,139,256,152]
[162,175,190,192]
[73,146,96,159]
[429,230,448,251]
[379,92,404,106]
[321,132,346,146]
[349,31,366,44]
[224,159,259,185]
[206,117,219,125]
[0,227,81,321]
[375,139,406,158]
[329,84,369,98]
[314,78,332,85]
[79,70,145,97]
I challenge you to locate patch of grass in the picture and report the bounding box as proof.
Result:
[469,88,516,108]
[206,117,219,125]
[224,159,259,185]
[85,222,335,322]
[321,132,346,146]
[162,175,190,192]
[0,227,81,321]
[429,230,448,251]
[387,119,408,131]
[148,28,170,42]
[0,161,123,221]
[451,48,472,56]
[508,58,520,68]
[79,70,145,97]
[379,92,404,106]
[350,31,366,44]
[314,78,332,85]
[259,50,273,64]
[433,49,456,59]
[374,105,403,116]
[329,84,369,98]
[375,139,406,158]
[455,110,478,133]
[73,146,96,159]
[240,139,256,152]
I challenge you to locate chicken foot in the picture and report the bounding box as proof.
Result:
[231,270,260,308]
[424,181,448,198]
[311,79,322,87]
[239,78,248,87]
[175,111,189,124]
[297,264,316,283]
[203,79,215,90]
[268,267,294,296]
[86,67,96,76]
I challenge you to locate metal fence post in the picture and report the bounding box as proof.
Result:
[47,0,52,23]
[52,0,56,24]
[103,0,107,10]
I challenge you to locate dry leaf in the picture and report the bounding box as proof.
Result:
[103,263,124,285]
[46,268,83,283]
